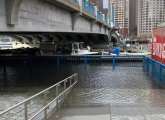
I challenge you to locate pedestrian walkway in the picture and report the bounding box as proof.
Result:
[49,102,165,120]
[48,103,111,120]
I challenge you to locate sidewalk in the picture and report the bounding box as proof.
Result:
[48,104,111,120]
[48,103,165,120]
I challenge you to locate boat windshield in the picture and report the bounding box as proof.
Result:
[73,43,78,49]
[79,42,84,49]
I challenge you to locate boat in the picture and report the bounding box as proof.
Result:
[0,35,40,54]
[71,42,98,55]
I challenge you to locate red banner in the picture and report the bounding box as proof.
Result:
[152,27,165,64]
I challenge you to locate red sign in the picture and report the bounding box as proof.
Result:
[152,27,165,64]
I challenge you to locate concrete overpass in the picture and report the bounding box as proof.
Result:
[0,0,119,53]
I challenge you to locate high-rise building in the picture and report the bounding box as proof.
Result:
[89,0,108,20]
[128,0,137,35]
[138,0,165,36]
[114,0,128,28]
[108,0,138,35]
[108,0,129,28]
[88,0,103,10]
[108,0,115,24]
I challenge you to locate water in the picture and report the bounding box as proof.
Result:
[66,64,165,105]
[0,63,165,114]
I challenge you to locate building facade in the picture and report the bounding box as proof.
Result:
[128,0,138,36]
[138,0,165,36]
[108,0,129,28]
[88,0,103,10]
[89,0,108,20]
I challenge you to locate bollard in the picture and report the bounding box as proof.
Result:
[56,56,60,68]
[112,56,115,70]
[159,65,162,81]
[84,55,87,65]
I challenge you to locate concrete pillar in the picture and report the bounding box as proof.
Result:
[90,20,96,32]
[5,0,23,25]
[99,24,103,33]
[108,28,112,42]
[71,12,80,31]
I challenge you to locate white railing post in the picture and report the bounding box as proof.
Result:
[64,81,66,90]
[94,6,98,18]
[79,0,82,13]
[56,85,59,110]
[44,92,48,120]
[24,102,28,120]
[70,78,72,86]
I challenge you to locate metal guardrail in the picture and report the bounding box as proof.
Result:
[82,0,95,15]
[97,10,103,21]
[143,56,165,83]
[49,55,143,70]
[71,0,78,4]
[0,55,143,67]
[0,73,78,120]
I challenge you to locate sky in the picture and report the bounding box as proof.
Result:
[103,0,108,8]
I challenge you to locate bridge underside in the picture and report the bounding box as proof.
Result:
[0,32,109,43]
[0,32,117,54]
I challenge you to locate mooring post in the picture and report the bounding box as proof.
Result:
[112,56,115,70]
[28,55,33,77]
[84,55,87,65]
[159,65,162,82]
[3,55,7,84]
[56,56,60,68]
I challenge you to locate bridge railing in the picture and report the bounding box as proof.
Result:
[104,19,109,25]
[97,10,103,21]
[71,0,78,4]
[0,73,78,120]
[143,56,165,83]
[53,55,143,68]
[82,0,95,15]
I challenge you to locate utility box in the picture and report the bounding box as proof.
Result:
[152,26,165,64]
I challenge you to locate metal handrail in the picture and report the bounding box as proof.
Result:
[97,10,103,21]
[82,0,95,15]
[143,56,165,82]
[29,80,78,120]
[0,73,78,120]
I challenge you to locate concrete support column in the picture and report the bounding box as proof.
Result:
[71,12,80,31]
[108,28,112,42]
[99,24,103,33]
[90,20,96,32]
[5,0,23,25]
[104,27,107,34]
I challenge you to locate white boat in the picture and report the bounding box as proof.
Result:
[0,35,40,54]
[71,42,98,55]
[0,35,40,50]
[120,52,151,56]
